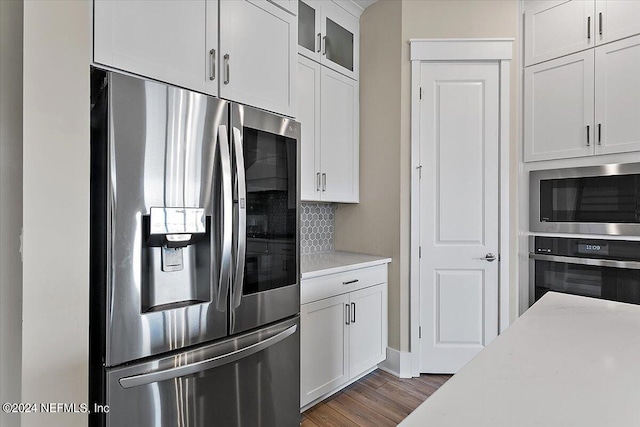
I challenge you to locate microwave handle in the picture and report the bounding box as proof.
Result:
[530,253,640,270]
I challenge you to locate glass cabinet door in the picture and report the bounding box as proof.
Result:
[321,1,359,80]
[298,0,321,61]
[325,17,353,72]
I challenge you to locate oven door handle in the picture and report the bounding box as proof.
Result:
[530,253,640,270]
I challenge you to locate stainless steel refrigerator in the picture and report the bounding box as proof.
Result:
[89,68,300,427]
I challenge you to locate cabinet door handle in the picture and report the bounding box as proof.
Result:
[351,302,356,323]
[209,49,216,81]
[317,33,321,53]
[599,12,603,36]
[224,54,230,85]
[342,279,359,285]
[322,35,327,55]
[316,172,321,192]
[586,125,590,146]
[345,304,350,325]
[598,123,602,145]
[322,173,326,191]
[587,16,591,40]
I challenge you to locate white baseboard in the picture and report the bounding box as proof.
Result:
[377,347,414,378]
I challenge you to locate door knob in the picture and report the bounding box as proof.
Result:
[478,253,497,262]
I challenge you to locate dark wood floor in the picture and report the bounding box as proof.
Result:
[302,369,452,426]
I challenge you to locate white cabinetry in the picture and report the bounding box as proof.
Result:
[525,35,640,161]
[524,0,595,67]
[595,0,640,46]
[595,34,640,155]
[219,0,297,116]
[298,55,358,202]
[524,50,595,162]
[297,0,359,80]
[94,0,297,117]
[300,264,388,409]
[300,293,349,405]
[94,0,209,94]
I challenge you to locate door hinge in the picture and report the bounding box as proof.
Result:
[419,87,422,100]
[417,165,422,179]
[419,246,422,258]
[419,326,422,339]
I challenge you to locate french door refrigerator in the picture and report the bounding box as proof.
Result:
[89,69,300,427]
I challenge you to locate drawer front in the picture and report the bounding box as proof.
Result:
[301,264,387,304]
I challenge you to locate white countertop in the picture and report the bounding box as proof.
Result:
[401,292,640,427]
[300,251,391,279]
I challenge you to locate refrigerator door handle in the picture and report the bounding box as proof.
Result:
[217,125,233,311]
[231,126,246,309]
[118,324,297,389]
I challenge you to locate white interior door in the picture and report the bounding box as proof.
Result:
[419,62,500,374]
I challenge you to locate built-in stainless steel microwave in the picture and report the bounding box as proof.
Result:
[530,163,640,236]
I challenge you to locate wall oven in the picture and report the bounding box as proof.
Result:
[529,236,640,306]
[530,163,640,235]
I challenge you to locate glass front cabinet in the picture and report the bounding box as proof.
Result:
[298,0,359,80]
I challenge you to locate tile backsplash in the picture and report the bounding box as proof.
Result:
[300,203,334,254]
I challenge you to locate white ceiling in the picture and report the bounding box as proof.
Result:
[352,0,378,11]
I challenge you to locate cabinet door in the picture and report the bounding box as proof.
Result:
[320,66,359,202]
[298,0,322,62]
[298,55,322,201]
[524,50,595,162]
[524,0,595,66]
[595,0,640,46]
[349,284,387,379]
[320,0,359,80]
[219,0,297,117]
[300,294,349,408]
[94,0,207,93]
[595,35,640,155]
[204,0,219,96]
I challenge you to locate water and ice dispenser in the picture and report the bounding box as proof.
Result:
[141,207,212,312]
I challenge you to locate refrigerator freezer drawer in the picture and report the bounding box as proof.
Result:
[103,316,300,427]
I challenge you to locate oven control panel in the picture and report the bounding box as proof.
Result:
[533,236,640,261]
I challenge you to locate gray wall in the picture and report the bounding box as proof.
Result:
[22,1,90,426]
[0,0,24,426]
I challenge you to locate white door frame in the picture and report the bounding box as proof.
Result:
[409,39,514,377]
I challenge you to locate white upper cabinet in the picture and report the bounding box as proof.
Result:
[219,0,297,117]
[298,55,359,203]
[94,0,297,117]
[524,0,595,66]
[298,0,359,80]
[298,56,322,201]
[595,34,640,155]
[595,0,640,46]
[524,50,595,162]
[320,65,359,202]
[94,0,209,94]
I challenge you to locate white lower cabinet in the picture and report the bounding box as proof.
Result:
[300,265,387,409]
[300,294,350,406]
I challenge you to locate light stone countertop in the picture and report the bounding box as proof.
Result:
[400,292,640,427]
[301,251,391,279]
